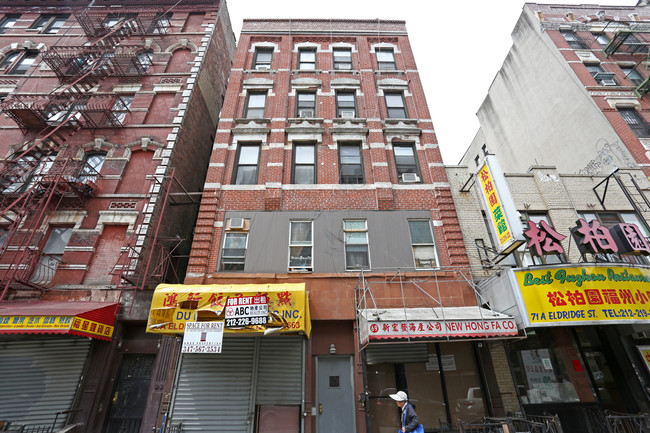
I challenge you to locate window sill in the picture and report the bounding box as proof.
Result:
[234,117,271,125]
[288,117,324,123]
[384,118,417,125]
[332,117,366,124]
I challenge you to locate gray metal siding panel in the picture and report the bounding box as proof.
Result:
[0,337,91,428]
[256,337,303,405]
[171,338,256,432]
[226,210,432,274]
[365,343,429,364]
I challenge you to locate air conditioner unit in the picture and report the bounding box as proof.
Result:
[340,110,355,118]
[401,173,420,183]
[601,78,617,86]
[594,72,616,86]
[228,217,245,230]
[256,65,270,71]
[299,110,314,118]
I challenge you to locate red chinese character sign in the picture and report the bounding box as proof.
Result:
[523,220,566,256]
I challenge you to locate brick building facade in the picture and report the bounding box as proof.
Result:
[0,1,235,432]
[148,18,521,433]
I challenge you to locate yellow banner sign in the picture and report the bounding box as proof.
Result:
[478,163,512,247]
[147,283,311,337]
[638,346,650,374]
[70,317,115,338]
[515,266,650,325]
[0,315,71,330]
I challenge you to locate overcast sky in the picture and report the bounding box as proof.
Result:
[226,1,635,165]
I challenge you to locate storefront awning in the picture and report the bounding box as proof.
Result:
[147,283,311,337]
[358,306,519,345]
[0,301,119,341]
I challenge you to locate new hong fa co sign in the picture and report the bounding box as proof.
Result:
[224,294,269,328]
[181,321,224,354]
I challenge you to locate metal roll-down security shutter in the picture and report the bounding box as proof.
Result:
[0,337,91,427]
[171,336,304,432]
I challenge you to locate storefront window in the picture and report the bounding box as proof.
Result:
[507,328,595,405]
[365,342,485,432]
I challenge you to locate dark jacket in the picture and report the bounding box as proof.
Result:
[401,403,419,432]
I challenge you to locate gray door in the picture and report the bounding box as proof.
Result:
[316,356,355,433]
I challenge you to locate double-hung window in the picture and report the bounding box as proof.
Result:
[586,64,616,86]
[385,92,408,118]
[344,220,369,270]
[113,95,133,123]
[78,153,106,183]
[220,223,249,271]
[336,91,356,118]
[245,92,266,119]
[298,48,316,70]
[333,48,352,70]
[292,143,316,184]
[621,66,644,86]
[594,32,609,46]
[619,107,650,138]
[1,50,38,75]
[233,144,260,185]
[0,15,19,34]
[408,220,438,269]
[393,143,420,182]
[32,15,69,34]
[376,48,397,70]
[253,47,273,70]
[561,30,588,49]
[31,226,72,283]
[339,143,363,184]
[296,92,316,118]
[289,221,313,272]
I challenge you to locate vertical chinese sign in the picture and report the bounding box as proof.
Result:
[477,156,524,253]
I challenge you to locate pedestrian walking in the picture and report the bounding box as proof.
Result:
[390,391,424,433]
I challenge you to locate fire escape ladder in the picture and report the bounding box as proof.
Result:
[112,169,193,292]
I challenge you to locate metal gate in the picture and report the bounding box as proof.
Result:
[0,337,91,428]
[170,336,304,432]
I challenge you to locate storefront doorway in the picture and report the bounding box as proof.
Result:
[364,342,486,433]
[315,356,355,433]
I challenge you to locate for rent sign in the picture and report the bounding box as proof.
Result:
[515,266,650,326]
[181,321,224,354]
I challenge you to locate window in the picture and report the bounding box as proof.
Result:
[112,95,133,123]
[579,212,649,265]
[0,15,19,34]
[31,226,72,283]
[0,51,38,75]
[253,47,273,70]
[289,220,313,272]
[298,48,316,70]
[618,107,650,138]
[333,48,352,70]
[344,220,369,270]
[4,153,57,194]
[561,30,588,49]
[31,15,68,34]
[292,143,316,184]
[339,143,363,184]
[233,144,260,185]
[151,13,171,34]
[408,220,437,269]
[586,64,616,86]
[78,153,106,183]
[393,143,420,182]
[336,91,356,118]
[296,92,316,118]
[220,230,248,271]
[245,92,266,119]
[625,34,648,55]
[594,32,609,46]
[621,66,644,86]
[376,47,397,71]
[136,50,153,72]
[385,92,408,118]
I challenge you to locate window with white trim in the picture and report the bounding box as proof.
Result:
[233,144,260,185]
[376,47,397,71]
[253,47,273,70]
[408,220,438,269]
[385,91,408,118]
[298,48,316,70]
[289,220,313,272]
[339,143,363,184]
[393,143,420,182]
[245,91,267,119]
[296,92,316,118]
[344,219,369,270]
[292,142,316,184]
[220,229,248,271]
[333,47,352,70]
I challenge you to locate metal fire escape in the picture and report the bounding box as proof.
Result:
[0,8,169,301]
[601,22,650,98]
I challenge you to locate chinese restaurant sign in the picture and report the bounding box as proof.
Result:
[514,266,650,327]
[477,156,524,253]
[523,218,650,258]
[147,283,310,336]
[0,315,114,339]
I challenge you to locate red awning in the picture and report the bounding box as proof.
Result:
[0,301,120,341]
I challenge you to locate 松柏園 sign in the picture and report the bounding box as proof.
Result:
[515,266,650,326]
